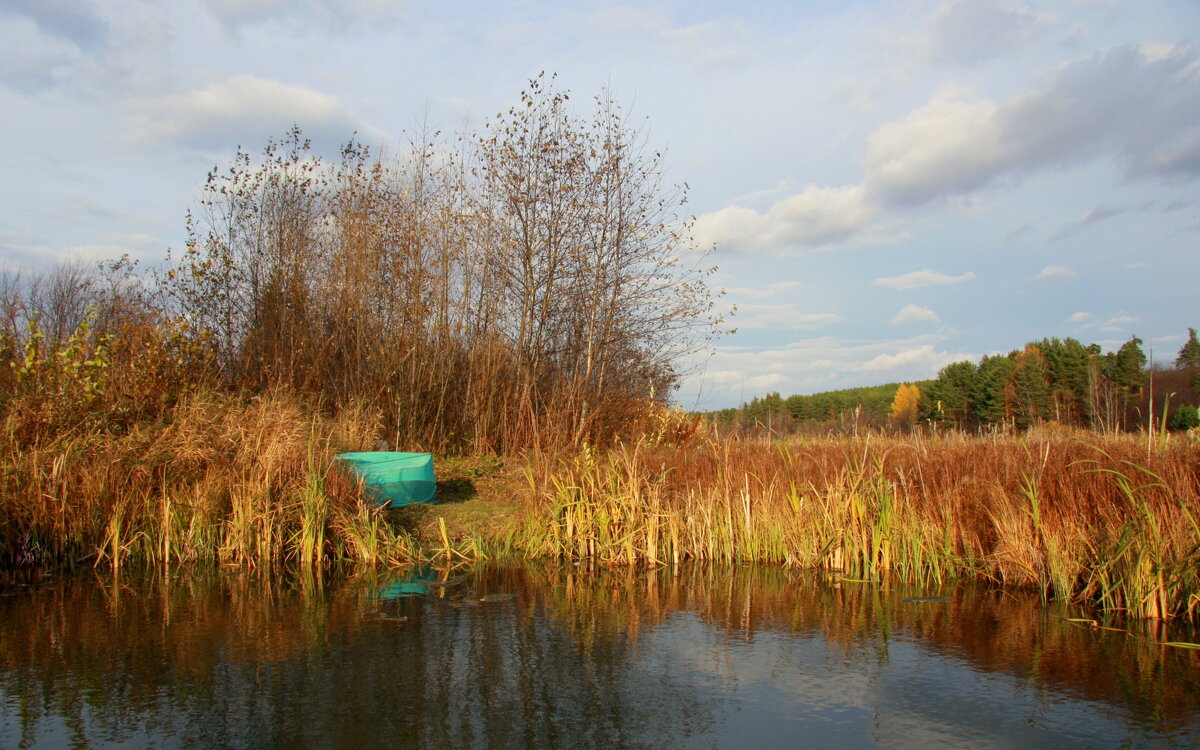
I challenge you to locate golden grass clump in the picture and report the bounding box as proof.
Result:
[0,389,422,569]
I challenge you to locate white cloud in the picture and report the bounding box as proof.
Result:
[919,0,1052,65]
[890,304,940,325]
[1034,265,1077,281]
[864,86,1008,205]
[1100,313,1140,332]
[693,185,876,252]
[681,334,976,407]
[129,75,383,150]
[849,344,953,372]
[703,370,789,391]
[1066,311,1091,323]
[874,268,975,290]
[863,45,1200,206]
[730,304,842,330]
[698,43,1200,255]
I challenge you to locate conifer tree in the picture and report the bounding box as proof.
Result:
[925,360,976,427]
[1038,337,1092,425]
[1104,336,1148,392]
[1009,344,1051,428]
[1176,328,1200,368]
[973,353,1017,426]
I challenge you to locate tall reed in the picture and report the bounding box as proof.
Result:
[513,431,1200,619]
[0,390,425,568]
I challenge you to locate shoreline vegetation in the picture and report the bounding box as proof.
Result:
[0,78,1197,622]
[2,390,1198,622]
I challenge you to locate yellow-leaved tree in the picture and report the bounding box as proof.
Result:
[890,383,921,430]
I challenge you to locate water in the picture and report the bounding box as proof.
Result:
[1,564,1197,749]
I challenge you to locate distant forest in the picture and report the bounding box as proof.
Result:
[708,329,1200,433]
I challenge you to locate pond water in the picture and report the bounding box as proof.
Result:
[1,563,1198,749]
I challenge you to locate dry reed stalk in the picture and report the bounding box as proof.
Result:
[0,390,428,569]
[512,433,1200,620]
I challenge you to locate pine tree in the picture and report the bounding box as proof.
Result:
[1009,344,1051,429]
[1104,336,1148,393]
[973,353,1017,426]
[1176,328,1200,368]
[926,360,976,427]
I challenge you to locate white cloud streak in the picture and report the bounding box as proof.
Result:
[874,268,975,290]
[1034,265,1077,281]
[890,304,940,325]
[730,305,842,330]
[1100,313,1140,332]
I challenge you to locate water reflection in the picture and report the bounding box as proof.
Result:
[1,564,1197,749]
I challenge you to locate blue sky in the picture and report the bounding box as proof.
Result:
[1,0,1197,409]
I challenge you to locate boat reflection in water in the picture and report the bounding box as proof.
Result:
[1,563,1197,748]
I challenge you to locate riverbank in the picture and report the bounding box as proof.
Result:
[431,429,1200,621]
[3,390,1198,619]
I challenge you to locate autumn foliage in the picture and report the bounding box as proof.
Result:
[889,383,920,429]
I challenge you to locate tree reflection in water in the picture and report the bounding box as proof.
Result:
[1,564,1197,748]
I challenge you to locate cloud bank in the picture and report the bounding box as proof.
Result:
[130,75,382,150]
[697,43,1200,254]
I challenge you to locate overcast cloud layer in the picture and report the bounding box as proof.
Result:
[1,0,1197,409]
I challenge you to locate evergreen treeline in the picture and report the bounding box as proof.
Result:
[712,329,1200,433]
[709,381,934,431]
[925,333,1199,431]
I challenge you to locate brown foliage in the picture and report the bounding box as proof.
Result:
[165,81,722,454]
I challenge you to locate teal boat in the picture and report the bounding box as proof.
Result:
[335,452,436,507]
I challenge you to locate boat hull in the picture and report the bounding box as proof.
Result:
[335,452,436,507]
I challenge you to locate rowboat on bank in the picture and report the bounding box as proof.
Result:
[335,451,436,507]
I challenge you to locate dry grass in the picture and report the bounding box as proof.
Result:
[4,342,1198,624]
[0,390,431,568]
[505,430,1200,620]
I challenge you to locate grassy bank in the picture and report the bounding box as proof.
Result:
[3,389,1199,620]
[496,431,1200,620]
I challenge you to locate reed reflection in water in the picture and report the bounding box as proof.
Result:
[1,564,1197,749]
